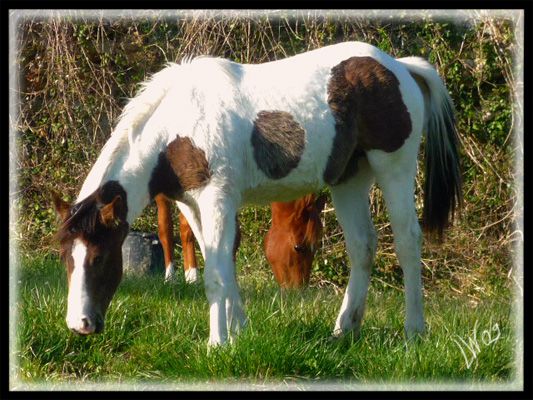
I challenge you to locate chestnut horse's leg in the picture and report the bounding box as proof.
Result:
[155,193,176,282]
[176,200,206,260]
[178,212,199,283]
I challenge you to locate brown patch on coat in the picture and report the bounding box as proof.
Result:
[325,56,412,185]
[149,135,211,199]
[251,110,305,179]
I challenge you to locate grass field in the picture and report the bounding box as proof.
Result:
[13,253,516,390]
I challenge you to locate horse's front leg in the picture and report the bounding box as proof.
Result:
[198,187,246,347]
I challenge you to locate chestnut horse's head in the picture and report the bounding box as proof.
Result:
[52,181,129,335]
[265,194,326,288]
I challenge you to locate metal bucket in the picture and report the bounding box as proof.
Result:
[121,231,164,276]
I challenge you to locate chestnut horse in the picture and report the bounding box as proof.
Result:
[53,42,461,346]
[265,194,326,288]
[155,193,325,288]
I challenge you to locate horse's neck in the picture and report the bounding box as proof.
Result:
[78,132,163,224]
[77,133,126,203]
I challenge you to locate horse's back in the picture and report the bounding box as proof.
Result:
[153,42,424,204]
[239,42,423,199]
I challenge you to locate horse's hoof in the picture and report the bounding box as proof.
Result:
[405,319,426,340]
[185,268,200,284]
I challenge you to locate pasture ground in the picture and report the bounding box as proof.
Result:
[13,252,515,389]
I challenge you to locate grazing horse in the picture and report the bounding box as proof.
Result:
[156,193,325,288]
[53,41,461,346]
[265,194,326,288]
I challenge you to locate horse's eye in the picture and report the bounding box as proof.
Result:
[93,255,103,264]
[294,244,305,253]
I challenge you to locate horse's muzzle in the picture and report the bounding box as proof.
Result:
[68,314,104,335]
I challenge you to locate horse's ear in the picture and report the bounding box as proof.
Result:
[100,195,125,227]
[292,194,312,218]
[52,191,71,222]
[314,193,327,213]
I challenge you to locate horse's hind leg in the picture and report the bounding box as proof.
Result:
[176,200,205,260]
[155,194,176,282]
[197,186,246,346]
[330,159,377,338]
[178,212,199,283]
[368,149,425,339]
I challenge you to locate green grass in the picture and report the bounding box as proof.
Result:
[14,254,515,388]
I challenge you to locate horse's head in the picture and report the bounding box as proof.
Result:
[265,194,326,288]
[52,181,129,335]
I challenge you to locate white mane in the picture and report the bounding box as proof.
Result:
[77,62,182,202]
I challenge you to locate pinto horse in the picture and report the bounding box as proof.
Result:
[155,193,325,288]
[53,41,461,346]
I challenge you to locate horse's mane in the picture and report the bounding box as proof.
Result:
[113,62,182,142]
[290,194,323,249]
[77,63,184,201]
[56,193,101,243]
[77,56,241,202]
[189,55,243,83]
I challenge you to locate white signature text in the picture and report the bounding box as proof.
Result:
[451,319,501,369]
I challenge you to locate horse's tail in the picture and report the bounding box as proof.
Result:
[398,57,462,238]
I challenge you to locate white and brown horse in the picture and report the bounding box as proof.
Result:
[53,41,461,346]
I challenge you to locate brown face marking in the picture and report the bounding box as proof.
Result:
[251,110,305,179]
[54,181,129,332]
[325,56,412,185]
[74,230,126,330]
[149,135,211,199]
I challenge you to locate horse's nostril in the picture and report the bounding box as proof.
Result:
[69,316,96,335]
